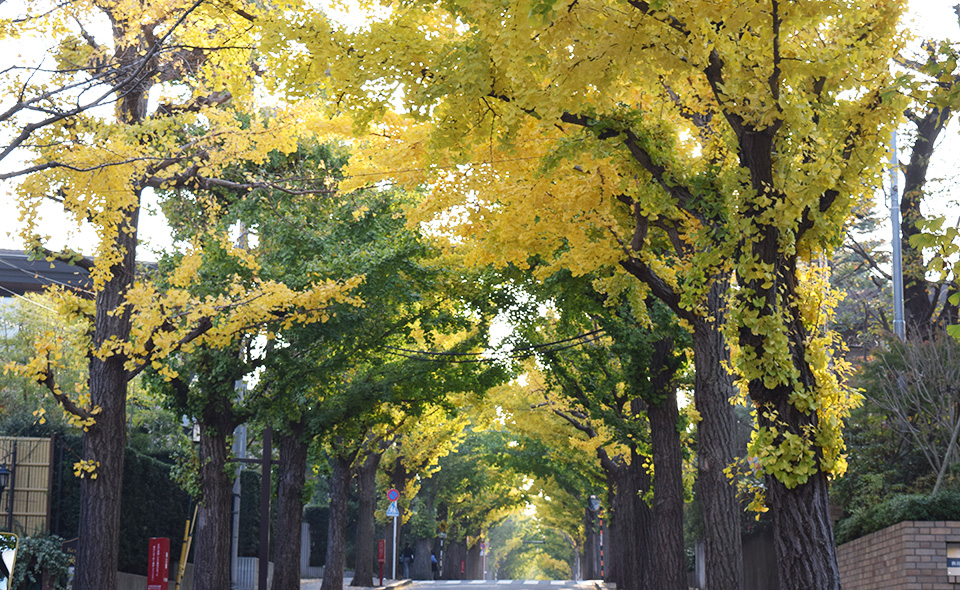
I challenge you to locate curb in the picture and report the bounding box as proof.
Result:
[385,581,412,589]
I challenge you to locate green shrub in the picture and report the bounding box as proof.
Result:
[835,491,960,545]
[11,534,72,590]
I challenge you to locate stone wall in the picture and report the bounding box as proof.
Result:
[837,521,960,590]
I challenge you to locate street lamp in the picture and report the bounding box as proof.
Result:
[586,495,603,580]
[587,495,600,513]
[0,464,9,532]
[0,464,9,498]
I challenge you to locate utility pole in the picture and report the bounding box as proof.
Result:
[891,130,906,340]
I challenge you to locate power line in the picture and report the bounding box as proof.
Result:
[384,329,606,363]
[0,256,93,296]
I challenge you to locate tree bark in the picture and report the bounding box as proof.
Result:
[193,414,235,590]
[901,106,955,337]
[731,123,842,590]
[352,451,383,586]
[768,470,838,588]
[604,452,652,590]
[273,422,309,590]
[320,453,354,590]
[582,509,597,580]
[443,540,467,580]
[693,282,745,590]
[648,339,687,590]
[75,206,138,590]
[466,540,482,580]
[413,538,433,580]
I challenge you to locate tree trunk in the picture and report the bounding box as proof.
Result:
[466,540,482,580]
[768,471,838,588]
[74,209,138,590]
[737,190,841,589]
[444,540,467,580]
[413,538,433,580]
[693,284,745,590]
[193,415,234,590]
[604,453,652,590]
[901,106,954,337]
[352,451,383,586]
[273,423,309,590]
[320,453,354,590]
[648,340,687,590]
[582,509,597,580]
[76,354,127,590]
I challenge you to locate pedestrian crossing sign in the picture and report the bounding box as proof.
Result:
[386,501,400,517]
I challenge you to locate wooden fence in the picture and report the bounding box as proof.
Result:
[0,436,53,536]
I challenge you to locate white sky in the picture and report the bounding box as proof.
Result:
[0,0,957,259]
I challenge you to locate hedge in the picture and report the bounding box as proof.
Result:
[51,435,193,574]
[835,491,960,545]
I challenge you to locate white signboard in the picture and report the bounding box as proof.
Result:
[948,544,960,576]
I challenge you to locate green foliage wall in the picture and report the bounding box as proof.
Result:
[50,435,192,575]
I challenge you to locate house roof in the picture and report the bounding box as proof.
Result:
[0,249,92,297]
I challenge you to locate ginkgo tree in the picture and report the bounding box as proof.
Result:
[264,1,907,588]
[0,0,358,588]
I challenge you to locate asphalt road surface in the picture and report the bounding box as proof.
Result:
[409,581,595,590]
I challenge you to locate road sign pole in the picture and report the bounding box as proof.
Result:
[385,488,401,580]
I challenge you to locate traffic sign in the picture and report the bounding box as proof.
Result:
[386,501,400,517]
[387,488,400,502]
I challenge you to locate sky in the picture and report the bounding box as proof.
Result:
[0,0,957,259]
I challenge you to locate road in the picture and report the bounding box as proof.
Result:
[408,581,596,590]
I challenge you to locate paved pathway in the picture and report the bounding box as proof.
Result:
[300,578,410,590]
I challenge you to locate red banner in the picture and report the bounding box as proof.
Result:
[147,537,170,590]
[378,539,386,564]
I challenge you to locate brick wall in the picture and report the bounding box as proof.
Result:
[838,521,960,589]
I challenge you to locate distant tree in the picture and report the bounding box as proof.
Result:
[859,330,960,496]
[1,2,357,587]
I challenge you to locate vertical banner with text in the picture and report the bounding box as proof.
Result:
[147,537,170,590]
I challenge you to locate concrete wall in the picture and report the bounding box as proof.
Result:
[837,520,960,590]
[117,563,193,590]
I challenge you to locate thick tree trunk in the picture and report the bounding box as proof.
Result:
[693,284,745,590]
[582,509,597,580]
[75,210,138,590]
[443,540,467,580]
[604,453,652,590]
[193,416,234,590]
[754,361,840,590]
[466,540,482,580]
[273,423,309,590]
[737,185,841,589]
[76,354,127,590]
[352,451,383,586]
[768,471,838,588]
[413,538,433,580]
[648,346,687,590]
[320,454,354,590]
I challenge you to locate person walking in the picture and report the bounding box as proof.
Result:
[400,543,415,578]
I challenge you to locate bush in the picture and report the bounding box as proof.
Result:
[11,534,72,590]
[50,435,193,575]
[835,491,960,545]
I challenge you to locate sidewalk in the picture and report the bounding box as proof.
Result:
[300,577,412,590]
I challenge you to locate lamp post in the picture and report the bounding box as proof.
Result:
[0,464,10,532]
[586,495,601,579]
